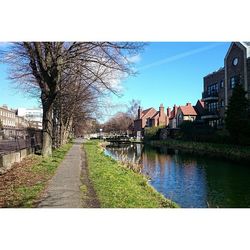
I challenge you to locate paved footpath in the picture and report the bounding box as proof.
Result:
[38,138,100,208]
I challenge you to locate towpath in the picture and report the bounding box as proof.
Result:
[38,138,100,208]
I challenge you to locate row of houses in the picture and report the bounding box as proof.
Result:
[132,41,250,137]
[133,101,205,137]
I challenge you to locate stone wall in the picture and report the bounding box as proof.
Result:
[0,148,32,174]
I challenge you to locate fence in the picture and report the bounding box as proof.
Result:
[0,128,42,155]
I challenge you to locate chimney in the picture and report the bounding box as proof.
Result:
[167,107,171,117]
[138,106,142,119]
[186,103,191,106]
[173,104,177,116]
[159,104,164,117]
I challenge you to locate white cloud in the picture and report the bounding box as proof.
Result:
[127,54,141,63]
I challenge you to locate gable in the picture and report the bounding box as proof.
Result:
[179,105,197,116]
[225,42,247,62]
[141,108,157,119]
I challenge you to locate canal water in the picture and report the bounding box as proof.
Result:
[105,143,250,208]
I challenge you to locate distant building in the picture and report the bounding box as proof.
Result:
[0,105,17,138]
[193,99,205,121]
[202,42,250,127]
[133,104,168,137]
[176,103,198,127]
[17,108,43,129]
[0,105,16,128]
[168,105,178,129]
[167,100,204,128]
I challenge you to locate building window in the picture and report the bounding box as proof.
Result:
[230,75,240,89]
[220,80,224,88]
[232,57,238,66]
[230,77,235,89]
[207,83,218,95]
[220,99,224,107]
[208,102,218,112]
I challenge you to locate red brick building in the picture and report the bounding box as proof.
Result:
[168,100,204,128]
[202,42,250,127]
[133,104,168,137]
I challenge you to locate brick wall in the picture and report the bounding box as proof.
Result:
[225,43,245,102]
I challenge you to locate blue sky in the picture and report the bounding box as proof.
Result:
[0,42,231,119]
[110,42,230,114]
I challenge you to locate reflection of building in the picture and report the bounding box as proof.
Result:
[17,108,43,129]
[202,42,250,127]
[0,105,16,128]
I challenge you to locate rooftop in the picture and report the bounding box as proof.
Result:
[179,103,197,116]
[204,67,225,78]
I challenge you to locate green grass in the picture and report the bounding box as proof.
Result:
[149,139,250,163]
[14,143,73,208]
[16,184,44,208]
[84,140,179,208]
[31,143,72,175]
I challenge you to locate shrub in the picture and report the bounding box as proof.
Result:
[179,121,214,141]
[144,126,163,141]
[179,121,232,144]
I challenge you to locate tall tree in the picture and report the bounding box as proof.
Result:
[3,42,143,156]
[225,83,250,144]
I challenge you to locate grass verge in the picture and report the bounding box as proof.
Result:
[148,139,250,163]
[0,143,72,208]
[84,140,179,208]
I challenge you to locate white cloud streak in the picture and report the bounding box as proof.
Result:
[138,43,224,71]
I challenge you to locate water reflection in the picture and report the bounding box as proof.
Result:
[105,143,250,208]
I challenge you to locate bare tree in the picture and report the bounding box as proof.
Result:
[103,112,133,134]
[2,42,143,156]
[126,99,141,119]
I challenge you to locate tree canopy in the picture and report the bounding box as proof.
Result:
[2,42,143,155]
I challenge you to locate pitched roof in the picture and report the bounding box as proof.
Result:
[242,42,250,47]
[179,104,197,116]
[151,111,159,119]
[239,42,250,58]
[194,99,205,116]
[169,105,178,119]
[196,99,204,108]
[141,108,157,119]
[141,108,153,116]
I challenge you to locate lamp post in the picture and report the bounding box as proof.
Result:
[99,128,103,139]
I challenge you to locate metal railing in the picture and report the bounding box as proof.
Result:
[0,128,42,155]
[201,110,219,119]
[202,91,219,99]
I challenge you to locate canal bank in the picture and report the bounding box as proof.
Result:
[146,139,250,164]
[84,140,179,208]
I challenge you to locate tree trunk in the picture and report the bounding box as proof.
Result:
[41,98,53,156]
